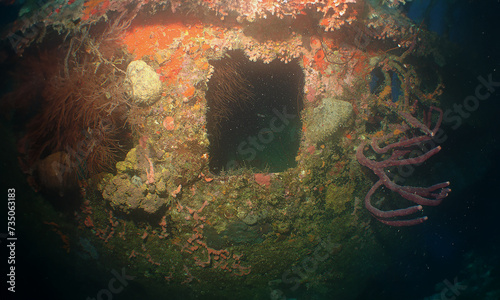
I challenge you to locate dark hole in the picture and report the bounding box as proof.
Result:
[390,70,402,103]
[206,50,304,174]
[370,67,402,103]
[369,67,384,93]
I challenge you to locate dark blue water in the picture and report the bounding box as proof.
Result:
[359,1,500,299]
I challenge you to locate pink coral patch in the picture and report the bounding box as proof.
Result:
[306,145,316,154]
[254,173,271,187]
[163,116,175,130]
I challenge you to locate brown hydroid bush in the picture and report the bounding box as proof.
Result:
[24,61,129,176]
[6,13,136,191]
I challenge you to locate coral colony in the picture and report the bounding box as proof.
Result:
[2,0,451,298]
